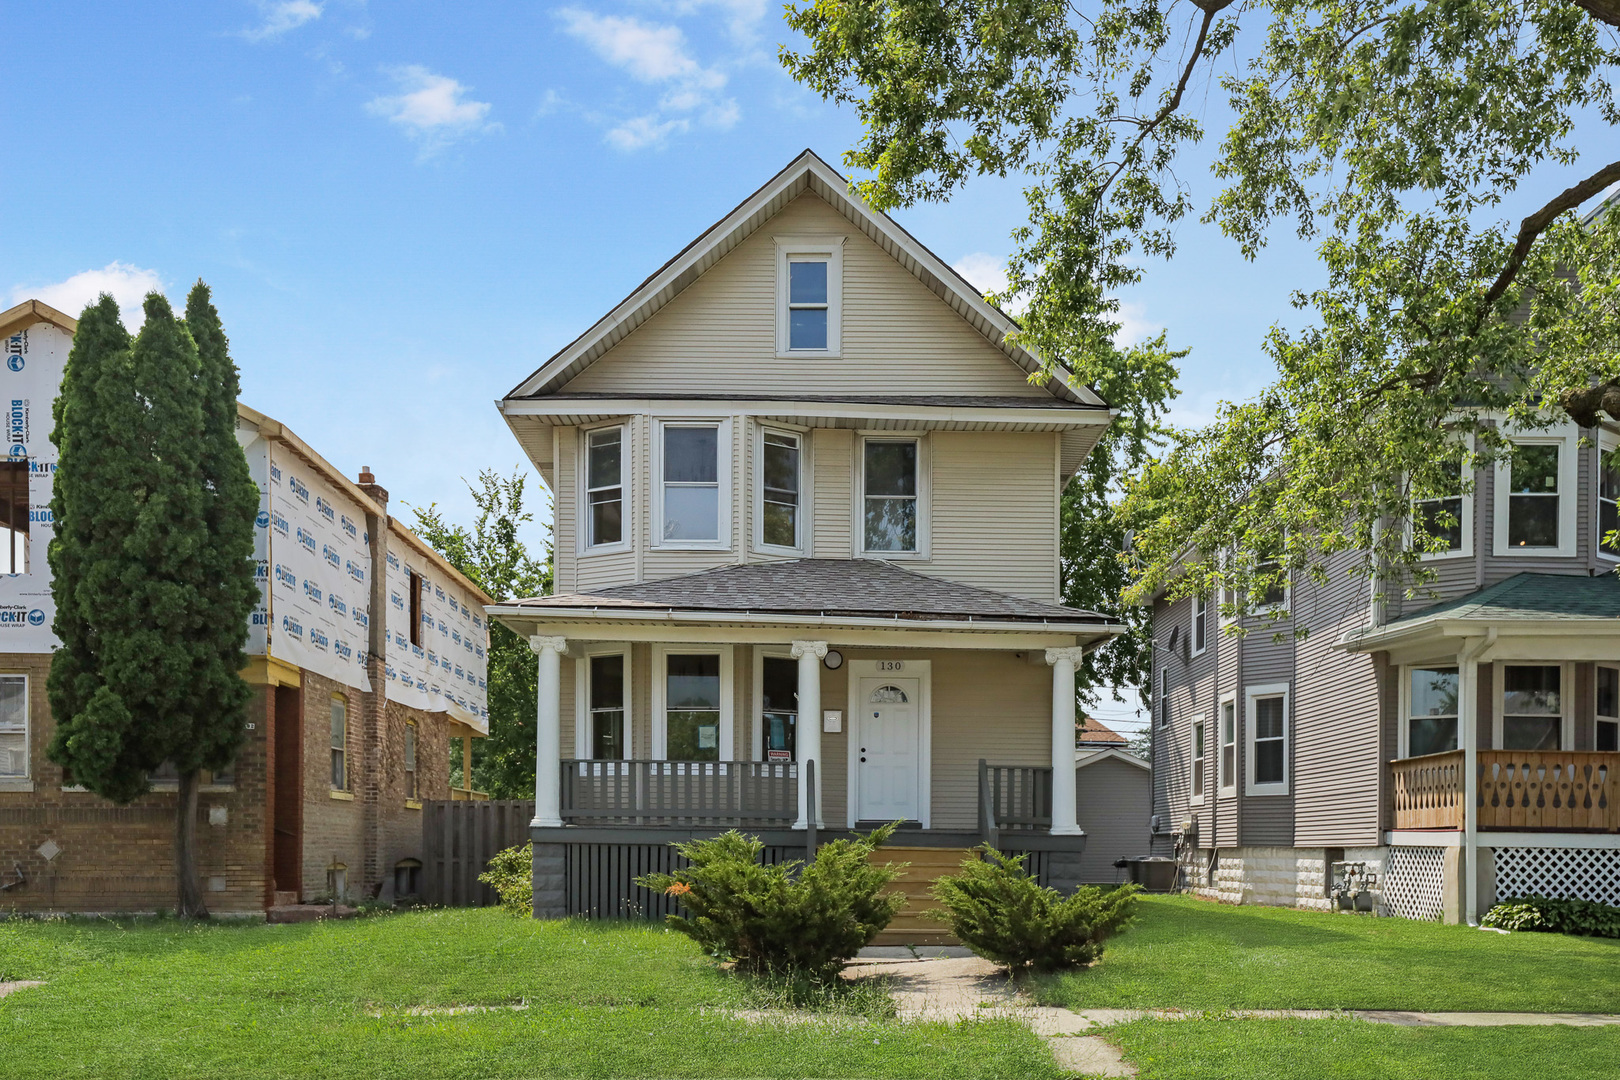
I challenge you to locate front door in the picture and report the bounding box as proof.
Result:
[857,676,920,822]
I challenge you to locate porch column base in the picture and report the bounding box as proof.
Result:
[531,842,567,919]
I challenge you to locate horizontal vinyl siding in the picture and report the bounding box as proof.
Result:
[1215,607,1241,847]
[812,428,853,559]
[1152,594,1217,841]
[919,650,1048,831]
[561,194,1045,398]
[556,434,578,593]
[918,430,1058,601]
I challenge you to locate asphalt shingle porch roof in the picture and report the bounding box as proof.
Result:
[501,559,1119,627]
[1383,571,1620,627]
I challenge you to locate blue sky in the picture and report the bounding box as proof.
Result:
[4,2,1384,731]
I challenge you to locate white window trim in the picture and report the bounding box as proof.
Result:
[650,644,733,760]
[845,658,933,830]
[1407,435,1474,561]
[774,236,845,358]
[1492,660,1574,751]
[1217,692,1238,796]
[1598,429,1618,563]
[1244,682,1290,797]
[573,643,633,760]
[1250,555,1291,619]
[1493,424,1579,557]
[751,647,796,761]
[651,418,731,551]
[1397,663,1460,759]
[1189,712,1207,806]
[854,432,930,560]
[1190,595,1207,657]
[754,423,810,556]
[0,672,28,791]
[1597,662,1620,750]
[578,421,630,556]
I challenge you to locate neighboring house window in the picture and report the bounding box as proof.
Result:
[761,655,798,761]
[210,760,235,787]
[1600,436,1619,560]
[775,238,843,356]
[862,438,919,553]
[1412,447,1470,557]
[1190,715,1206,805]
[1494,429,1577,556]
[589,654,626,760]
[1218,696,1237,794]
[1245,684,1289,795]
[1500,664,1563,750]
[1191,595,1207,656]
[403,720,418,800]
[1159,667,1170,729]
[1253,549,1288,612]
[408,569,424,648]
[658,422,724,545]
[759,429,803,550]
[0,459,27,574]
[1405,666,1459,757]
[0,674,25,782]
[585,426,624,548]
[663,652,722,761]
[394,859,422,899]
[1598,665,1619,753]
[330,697,348,790]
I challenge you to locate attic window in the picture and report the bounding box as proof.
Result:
[775,237,843,356]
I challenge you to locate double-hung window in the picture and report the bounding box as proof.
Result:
[1412,447,1470,557]
[1500,664,1564,751]
[862,438,919,554]
[775,238,842,356]
[0,675,26,784]
[661,652,724,761]
[589,654,627,760]
[1245,685,1289,795]
[658,423,724,545]
[403,721,418,800]
[330,697,348,791]
[1191,595,1207,656]
[1158,667,1171,729]
[1600,437,1619,560]
[1218,697,1237,794]
[1190,715,1206,804]
[585,426,624,548]
[1404,666,1459,757]
[1495,429,1577,556]
[1598,665,1619,753]
[759,429,802,550]
[1253,550,1288,613]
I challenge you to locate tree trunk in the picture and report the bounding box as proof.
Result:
[176,768,210,919]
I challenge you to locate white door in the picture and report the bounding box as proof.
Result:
[857,677,920,822]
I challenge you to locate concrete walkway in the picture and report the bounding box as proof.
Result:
[0,981,43,1000]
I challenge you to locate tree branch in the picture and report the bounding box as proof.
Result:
[1572,0,1620,32]
[1480,157,1620,309]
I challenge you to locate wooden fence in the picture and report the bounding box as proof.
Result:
[421,799,534,907]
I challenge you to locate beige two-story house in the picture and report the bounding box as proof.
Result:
[487,151,1124,928]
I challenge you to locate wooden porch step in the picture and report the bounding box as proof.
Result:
[869,847,977,947]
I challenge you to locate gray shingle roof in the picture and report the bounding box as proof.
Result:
[504,559,1119,626]
[1384,572,1620,627]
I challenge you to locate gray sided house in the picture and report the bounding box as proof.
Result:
[1149,418,1620,922]
[489,151,1127,932]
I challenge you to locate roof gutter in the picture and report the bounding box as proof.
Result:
[484,603,1121,638]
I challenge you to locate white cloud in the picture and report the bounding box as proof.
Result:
[557,9,737,150]
[1111,300,1162,347]
[366,66,498,156]
[671,0,769,44]
[10,262,164,329]
[952,252,1163,344]
[242,0,323,42]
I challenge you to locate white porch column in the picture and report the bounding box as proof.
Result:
[792,640,828,829]
[530,635,568,828]
[1458,631,1493,924]
[1045,647,1085,836]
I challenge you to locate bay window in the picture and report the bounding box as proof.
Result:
[1598,665,1618,753]
[1499,664,1564,751]
[1412,448,1469,557]
[862,438,919,553]
[658,422,725,546]
[1404,666,1459,757]
[585,426,624,549]
[759,429,802,550]
[1600,439,1618,560]
[1495,430,1576,556]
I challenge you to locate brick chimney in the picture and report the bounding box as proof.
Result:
[357,465,388,512]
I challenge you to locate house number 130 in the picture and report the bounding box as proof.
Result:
[877,660,905,671]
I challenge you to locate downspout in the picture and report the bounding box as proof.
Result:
[1459,628,1496,926]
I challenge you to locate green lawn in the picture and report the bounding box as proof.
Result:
[0,909,1059,1080]
[1034,895,1620,1012]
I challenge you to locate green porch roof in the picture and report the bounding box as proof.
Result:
[1385,571,1620,628]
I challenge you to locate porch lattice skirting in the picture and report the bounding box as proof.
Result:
[1494,847,1620,907]
[1384,846,1448,922]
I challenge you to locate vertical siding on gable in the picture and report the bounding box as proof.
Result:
[920,430,1058,602]
[812,429,853,558]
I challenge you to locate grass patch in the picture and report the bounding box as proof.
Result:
[1032,895,1620,1012]
[0,908,1060,1080]
[1103,1017,1620,1079]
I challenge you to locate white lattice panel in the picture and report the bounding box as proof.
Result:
[1385,846,1447,921]
[1494,847,1620,907]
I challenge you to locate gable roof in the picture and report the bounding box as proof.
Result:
[504,149,1105,408]
[1075,746,1150,772]
[0,299,77,341]
[1077,716,1128,744]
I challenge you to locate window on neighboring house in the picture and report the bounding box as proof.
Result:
[589,654,626,760]
[1598,665,1619,753]
[1247,688,1288,794]
[586,426,624,548]
[1191,595,1207,655]
[1413,448,1469,556]
[1406,666,1459,757]
[0,674,26,781]
[761,655,798,761]
[403,720,418,800]
[788,258,829,351]
[393,859,422,900]
[1600,444,1619,560]
[210,760,235,787]
[1254,549,1288,611]
[1158,667,1170,729]
[776,240,842,355]
[1191,716,1206,804]
[863,439,918,553]
[1506,443,1562,548]
[1501,664,1562,750]
[665,653,721,761]
[760,430,802,549]
[0,459,28,574]
[330,697,348,790]
[408,569,424,647]
[1218,698,1237,794]
[660,424,721,543]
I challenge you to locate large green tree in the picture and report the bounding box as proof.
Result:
[47,288,259,918]
[411,470,552,799]
[783,0,1620,619]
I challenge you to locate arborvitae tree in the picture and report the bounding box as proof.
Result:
[48,289,257,918]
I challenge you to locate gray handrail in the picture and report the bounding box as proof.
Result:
[805,758,817,859]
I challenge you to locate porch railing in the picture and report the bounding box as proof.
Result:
[1391,750,1618,833]
[979,761,1052,845]
[559,759,798,827]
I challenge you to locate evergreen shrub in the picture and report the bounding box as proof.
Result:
[930,847,1140,972]
[1481,895,1620,937]
[480,842,535,916]
[637,824,904,979]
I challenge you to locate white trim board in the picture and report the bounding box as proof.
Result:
[1385,830,1620,850]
